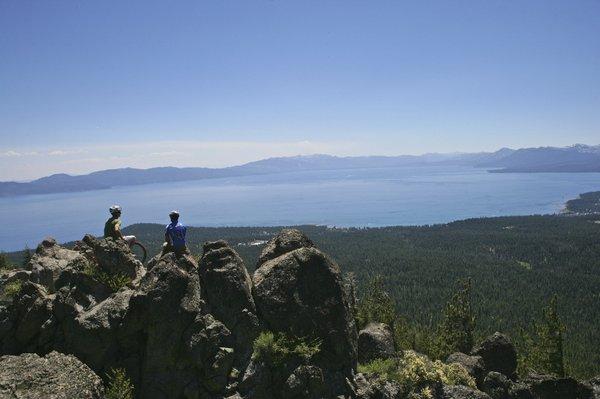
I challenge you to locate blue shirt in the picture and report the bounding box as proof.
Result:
[166,221,187,248]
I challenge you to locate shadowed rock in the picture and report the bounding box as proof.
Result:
[471,333,517,378]
[447,352,486,388]
[358,322,396,364]
[199,240,259,357]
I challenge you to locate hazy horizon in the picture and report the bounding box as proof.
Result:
[2,142,599,182]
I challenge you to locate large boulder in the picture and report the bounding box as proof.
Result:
[0,351,104,399]
[471,333,517,378]
[252,230,358,375]
[447,352,486,388]
[26,237,88,292]
[523,373,593,399]
[75,235,145,284]
[358,322,396,364]
[256,228,314,267]
[199,240,260,358]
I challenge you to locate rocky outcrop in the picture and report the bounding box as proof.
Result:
[256,228,314,267]
[523,373,593,399]
[0,351,104,399]
[75,234,145,283]
[199,240,260,359]
[26,237,88,292]
[471,332,518,378]
[358,322,396,364]
[448,352,486,388]
[252,229,358,376]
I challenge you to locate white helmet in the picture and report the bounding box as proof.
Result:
[109,205,122,215]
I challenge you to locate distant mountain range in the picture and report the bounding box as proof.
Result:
[1,144,599,197]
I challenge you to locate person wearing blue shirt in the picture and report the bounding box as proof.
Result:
[161,210,189,257]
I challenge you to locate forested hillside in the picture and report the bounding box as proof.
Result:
[5,214,600,377]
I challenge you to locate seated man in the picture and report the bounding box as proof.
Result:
[104,205,136,246]
[161,210,189,257]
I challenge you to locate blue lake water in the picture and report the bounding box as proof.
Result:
[1,165,599,251]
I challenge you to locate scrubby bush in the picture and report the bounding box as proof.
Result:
[358,350,475,398]
[252,331,321,366]
[83,262,131,292]
[3,280,22,298]
[105,368,134,399]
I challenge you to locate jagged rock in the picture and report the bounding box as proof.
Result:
[358,322,396,364]
[199,240,259,357]
[448,352,486,388]
[0,270,31,305]
[0,351,104,399]
[26,237,88,292]
[256,228,314,267]
[523,373,593,399]
[589,377,600,399]
[0,282,55,354]
[482,371,511,399]
[353,372,402,398]
[442,385,492,399]
[282,365,326,399]
[76,235,145,284]
[471,333,517,378]
[253,231,358,376]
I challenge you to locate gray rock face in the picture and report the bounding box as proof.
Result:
[523,373,593,399]
[0,351,104,399]
[253,230,358,375]
[471,333,517,378]
[282,365,326,399]
[442,385,492,399]
[26,237,88,292]
[358,322,396,364]
[256,228,314,267]
[353,372,402,398]
[76,234,145,283]
[447,352,486,388]
[199,240,259,358]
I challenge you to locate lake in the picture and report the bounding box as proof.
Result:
[1,165,599,251]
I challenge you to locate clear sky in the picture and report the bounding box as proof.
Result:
[1,0,599,180]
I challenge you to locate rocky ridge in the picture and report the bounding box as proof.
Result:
[0,229,598,398]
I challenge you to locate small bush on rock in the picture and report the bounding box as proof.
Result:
[252,331,321,366]
[3,280,22,298]
[105,368,134,399]
[358,350,475,398]
[83,263,131,292]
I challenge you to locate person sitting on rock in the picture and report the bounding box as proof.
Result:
[161,210,189,257]
[104,205,137,247]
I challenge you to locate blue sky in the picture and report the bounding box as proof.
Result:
[1,0,599,180]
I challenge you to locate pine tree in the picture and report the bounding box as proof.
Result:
[0,252,11,271]
[356,275,396,329]
[436,278,476,359]
[535,295,565,377]
[22,245,32,267]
